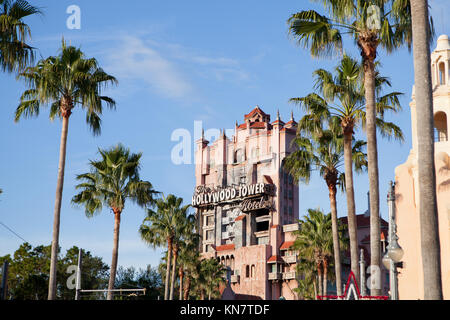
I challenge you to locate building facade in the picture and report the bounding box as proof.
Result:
[192,106,300,300]
[395,34,450,299]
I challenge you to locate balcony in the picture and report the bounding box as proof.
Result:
[254,230,269,238]
[230,275,240,283]
[255,215,271,223]
[221,232,229,240]
[203,223,214,230]
[282,255,297,264]
[282,223,299,232]
[268,272,282,281]
[282,271,296,280]
[222,216,230,225]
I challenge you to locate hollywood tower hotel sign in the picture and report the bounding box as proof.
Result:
[192,107,300,300]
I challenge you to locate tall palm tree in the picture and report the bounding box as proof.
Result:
[290,55,403,290]
[410,0,442,300]
[169,204,194,300]
[285,118,366,296]
[15,40,117,300]
[140,194,187,300]
[0,0,40,73]
[72,144,158,300]
[287,0,431,295]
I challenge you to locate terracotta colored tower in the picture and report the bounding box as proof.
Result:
[192,106,300,300]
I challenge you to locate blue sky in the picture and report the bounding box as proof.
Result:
[0,0,449,270]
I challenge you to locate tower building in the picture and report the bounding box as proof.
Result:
[192,106,300,300]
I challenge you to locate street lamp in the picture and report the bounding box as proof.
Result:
[383,181,404,300]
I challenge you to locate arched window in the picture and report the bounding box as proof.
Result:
[235,148,244,163]
[434,111,448,142]
[439,62,446,85]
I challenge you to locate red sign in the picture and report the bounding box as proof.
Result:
[317,271,389,300]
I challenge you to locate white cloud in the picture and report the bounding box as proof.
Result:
[106,36,194,100]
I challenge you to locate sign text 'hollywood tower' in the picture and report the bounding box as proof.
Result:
[192,183,275,207]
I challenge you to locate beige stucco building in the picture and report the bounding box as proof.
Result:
[395,34,450,299]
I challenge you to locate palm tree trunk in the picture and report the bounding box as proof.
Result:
[164,238,173,300]
[200,289,205,300]
[183,276,191,300]
[48,114,70,300]
[343,128,360,286]
[323,259,328,298]
[169,245,178,300]
[358,31,381,296]
[328,183,342,296]
[317,261,323,297]
[313,278,317,300]
[364,61,382,296]
[107,209,121,300]
[410,0,443,300]
[179,267,184,300]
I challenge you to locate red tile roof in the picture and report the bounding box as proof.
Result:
[280,241,295,250]
[238,123,247,129]
[250,122,266,129]
[339,213,388,228]
[235,215,245,221]
[267,255,283,263]
[244,106,268,119]
[285,120,297,126]
[216,244,235,252]
[271,119,285,126]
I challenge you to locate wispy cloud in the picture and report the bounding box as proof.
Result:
[106,36,194,100]
[34,29,255,101]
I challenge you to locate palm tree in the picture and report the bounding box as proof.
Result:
[140,194,187,300]
[290,54,403,290]
[179,246,201,300]
[15,40,117,300]
[287,0,431,295]
[177,218,199,300]
[72,144,158,300]
[169,204,194,300]
[410,0,442,300]
[295,257,318,300]
[0,0,40,73]
[284,118,366,296]
[293,209,335,298]
[199,258,226,300]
